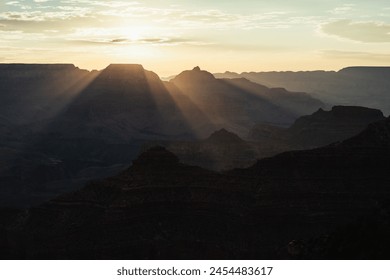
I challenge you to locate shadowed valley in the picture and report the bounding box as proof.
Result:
[0,64,324,207]
[0,63,389,259]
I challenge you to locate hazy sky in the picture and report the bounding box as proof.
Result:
[1,0,390,76]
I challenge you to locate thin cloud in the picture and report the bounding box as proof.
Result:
[320,19,390,43]
[170,9,293,30]
[110,38,128,43]
[1,2,295,32]
[66,37,212,47]
[320,50,390,62]
[329,4,355,15]
[6,1,20,6]
[61,0,140,8]
[0,3,300,42]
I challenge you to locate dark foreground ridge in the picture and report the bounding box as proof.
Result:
[2,117,390,259]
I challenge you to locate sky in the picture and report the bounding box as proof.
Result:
[1,0,390,76]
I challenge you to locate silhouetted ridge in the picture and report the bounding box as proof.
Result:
[0,63,77,71]
[101,64,144,77]
[344,117,390,147]
[131,146,179,169]
[107,63,143,69]
[48,62,195,142]
[331,105,384,119]
[119,146,226,189]
[249,105,386,150]
[4,110,390,259]
[0,63,95,126]
[292,106,384,130]
[169,67,324,137]
[171,66,216,83]
[339,66,390,76]
[205,128,245,144]
[215,66,390,114]
[146,129,265,171]
[0,63,199,207]
[238,115,390,195]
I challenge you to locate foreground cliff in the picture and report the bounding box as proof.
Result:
[3,117,390,259]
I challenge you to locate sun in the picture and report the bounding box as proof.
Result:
[117,26,149,42]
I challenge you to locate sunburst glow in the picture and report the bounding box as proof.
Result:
[1,0,390,76]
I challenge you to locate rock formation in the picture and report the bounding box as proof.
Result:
[3,117,390,259]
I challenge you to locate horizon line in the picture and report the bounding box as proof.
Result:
[1,62,390,77]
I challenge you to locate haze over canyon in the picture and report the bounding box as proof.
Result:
[0,63,389,259]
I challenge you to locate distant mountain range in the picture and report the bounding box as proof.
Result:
[0,64,97,125]
[144,106,385,171]
[144,128,262,171]
[4,116,390,259]
[249,105,385,149]
[214,67,390,115]
[168,66,324,135]
[1,63,390,259]
[0,63,325,207]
